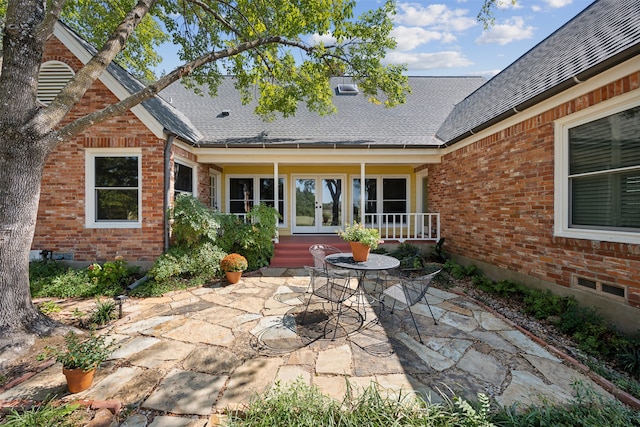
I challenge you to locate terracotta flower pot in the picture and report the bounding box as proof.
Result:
[63,367,96,393]
[225,271,243,284]
[349,241,371,262]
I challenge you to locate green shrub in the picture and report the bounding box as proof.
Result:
[522,289,573,320]
[171,193,221,246]
[389,242,424,269]
[226,378,494,427]
[149,242,226,283]
[87,298,117,327]
[87,257,138,290]
[2,399,82,427]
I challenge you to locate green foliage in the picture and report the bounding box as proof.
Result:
[337,222,383,249]
[617,339,640,378]
[30,258,139,298]
[87,258,138,291]
[43,331,117,372]
[226,378,495,427]
[38,300,61,315]
[389,242,423,269]
[87,298,117,327]
[492,382,640,427]
[171,194,222,246]
[2,398,82,427]
[449,263,480,280]
[149,242,226,283]
[522,289,571,320]
[61,0,169,81]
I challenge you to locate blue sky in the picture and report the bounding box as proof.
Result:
[155,0,593,79]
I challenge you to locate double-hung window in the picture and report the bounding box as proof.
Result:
[228,176,286,225]
[174,161,194,198]
[352,177,408,224]
[86,150,141,228]
[555,97,640,243]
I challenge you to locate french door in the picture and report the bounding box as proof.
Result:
[293,176,344,233]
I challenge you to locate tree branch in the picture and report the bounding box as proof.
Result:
[31,0,157,137]
[53,35,293,142]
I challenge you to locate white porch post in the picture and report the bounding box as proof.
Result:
[274,162,279,215]
[274,162,280,242]
[360,163,365,224]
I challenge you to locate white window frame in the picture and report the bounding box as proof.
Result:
[350,175,410,223]
[174,158,197,198]
[226,174,287,227]
[209,169,221,210]
[554,91,640,244]
[85,148,142,229]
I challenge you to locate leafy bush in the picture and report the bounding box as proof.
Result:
[87,298,117,327]
[226,378,494,427]
[522,289,572,320]
[2,399,82,427]
[171,193,221,246]
[87,257,138,290]
[149,242,226,283]
[389,242,424,269]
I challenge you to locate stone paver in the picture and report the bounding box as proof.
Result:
[1,267,620,426]
[143,369,226,415]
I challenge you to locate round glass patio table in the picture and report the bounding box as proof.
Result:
[325,253,400,319]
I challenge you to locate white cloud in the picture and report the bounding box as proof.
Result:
[495,0,523,10]
[384,50,473,70]
[391,26,452,51]
[544,0,573,7]
[308,33,337,46]
[475,17,535,45]
[395,2,477,32]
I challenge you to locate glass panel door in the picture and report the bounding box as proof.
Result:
[294,177,343,233]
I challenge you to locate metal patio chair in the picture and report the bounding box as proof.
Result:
[300,266,360,341]
[381,269,441,344]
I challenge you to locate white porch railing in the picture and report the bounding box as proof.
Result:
[363,213,440,242]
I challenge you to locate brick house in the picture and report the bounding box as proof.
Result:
[33,0,639,330]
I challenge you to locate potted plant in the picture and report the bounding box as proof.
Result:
[337,222,383,261]
[220,253,248,284]
[46,331,117,393]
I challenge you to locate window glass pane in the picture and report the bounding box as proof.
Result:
[621,172,640,228]
[352,178,377,222]
[96,189,138,220]
[229,178,253,214]
[382,178,406,212]
[174,163,193,193]
[259,178,285,224]
[95,157,138,187]
[568,105,640,232]
[570,105,640,175]
[571,175,612,226]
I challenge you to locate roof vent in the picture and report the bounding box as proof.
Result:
[37,61,75,105]
[219,109,231,117]
[336,84,359,95]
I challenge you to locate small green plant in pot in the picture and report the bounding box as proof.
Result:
[220,253,248,284]
[45,331,117,393]
[337,222,383,261]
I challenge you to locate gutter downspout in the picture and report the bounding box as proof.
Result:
[164,134,176,252]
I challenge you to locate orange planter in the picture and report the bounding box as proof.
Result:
[225,271,243,284]
[349,242,371,262]
[63,367,96,393]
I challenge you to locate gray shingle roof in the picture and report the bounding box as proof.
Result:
[437,0,640,144]
[57,22,202,144]
[159,76,485,147]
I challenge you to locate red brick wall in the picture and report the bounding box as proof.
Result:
[429,71,640,305]
[32,37,165,262]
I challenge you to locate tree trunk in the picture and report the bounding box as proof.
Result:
[0,133,60,361]
[0,0,61,363]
